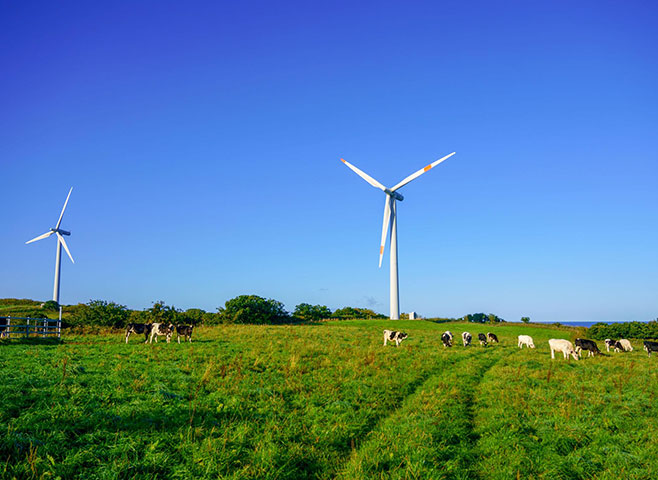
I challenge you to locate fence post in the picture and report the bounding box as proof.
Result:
[5,316,9,339]
[58,306,62,339]
[26,318,30,338]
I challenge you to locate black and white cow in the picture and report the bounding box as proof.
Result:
[176,325,194,343]
[441,331,453,347]
[487,332,499,344]
[0,317,8,338]
[643,341,658,357]
[604,339,615,352]
[462,331,472,347]
[614,339,633,352]
[478,333,488,347]
[575,338,600,357]
[149,323,175,344]
[125,323,152,343]
[383,329,408,347]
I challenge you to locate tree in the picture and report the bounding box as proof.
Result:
[294,303,332,321]
[146,301,180,324]
[521,316,530,324]
[185,308,206,324]
[332,307,386,319]
[71,299,130,328]
[220,295,289,324]
[42,300,60,311]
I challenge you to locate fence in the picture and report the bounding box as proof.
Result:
[0,316,61,339]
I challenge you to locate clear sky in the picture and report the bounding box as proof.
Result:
[2,1,656,321]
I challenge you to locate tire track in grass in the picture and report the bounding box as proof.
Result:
[336,347,512,479]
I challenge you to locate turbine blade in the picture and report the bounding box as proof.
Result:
[56,232,75,264]
[390,152,456,192]
[26,231,54,244]
[379,196,392,268]
[55,187,73,230]
[341,158,387,192]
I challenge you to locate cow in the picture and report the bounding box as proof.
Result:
[0,317,7,338]
[176,324,194,343]
[614,339,633,352]
[487,332,499,344]
[575,338,600,357]
[149,323,175,344]
[478,333,488,347]
[441,331,453,347]
[462,331,472,347]
[383,330,408,347]
[549,339,579,360]
[518,335,535,349]
[604,339,615,352]
[125,323,152,343]
[643,341,658,357]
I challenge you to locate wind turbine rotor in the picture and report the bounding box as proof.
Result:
[55,187,73,230]
[55,232,75,264]
[26,230,55,244]
[390,152,456,192]
[379,196,393,268]
[340,158,387,192]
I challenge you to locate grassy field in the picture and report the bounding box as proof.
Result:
[1,320,657,479]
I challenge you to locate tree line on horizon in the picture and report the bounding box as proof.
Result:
[0,297,516,328]
[0,296,388,327]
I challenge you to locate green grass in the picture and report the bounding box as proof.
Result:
[1,321,657,479]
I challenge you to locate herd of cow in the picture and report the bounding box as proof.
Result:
[383,329,658,359]
[124,322,194,344]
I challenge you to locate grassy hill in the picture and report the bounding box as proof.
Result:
[0,298,80,321]
[1,320,656,479]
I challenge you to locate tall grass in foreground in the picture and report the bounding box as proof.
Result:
[1,321,657,479]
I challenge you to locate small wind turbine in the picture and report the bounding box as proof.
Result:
[341,152,455,320]
[26,187,75,304]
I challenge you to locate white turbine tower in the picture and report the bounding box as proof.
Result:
[25,187,75,304]
[341,152,455,320]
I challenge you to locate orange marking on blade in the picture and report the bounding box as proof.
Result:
[341,158,346,163]
[380,246,384,254]
[423,165,432,172]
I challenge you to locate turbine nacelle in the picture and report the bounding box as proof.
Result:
[52,228,71,236]
[385,190,404,201]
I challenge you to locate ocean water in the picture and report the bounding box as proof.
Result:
[542,321,649,328]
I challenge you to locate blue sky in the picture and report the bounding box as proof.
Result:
[1,1,656,321]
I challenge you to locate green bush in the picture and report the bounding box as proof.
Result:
[220,295,289,324]
[69,300,130,328]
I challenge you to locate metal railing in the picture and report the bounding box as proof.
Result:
[0,315,61,339]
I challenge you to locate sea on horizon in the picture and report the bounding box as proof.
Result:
[539,320,651,328]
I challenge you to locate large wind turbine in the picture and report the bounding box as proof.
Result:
[26,187,75,304]
[341,153,455,319]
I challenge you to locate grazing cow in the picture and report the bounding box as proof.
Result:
[149,323,175,344]
[441,331,452,347]
[176,325,194,343]
[383,330,408,347]
[125,323,152,343]
[478,333,488,347]
[604,339,614,352]
[462,332,472,347]
[487,332,499,344]
[518,335,535,349]
[575,338,600,357]
[614,339,633,352]
[643,341,658,357]
[549,339,579,360]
